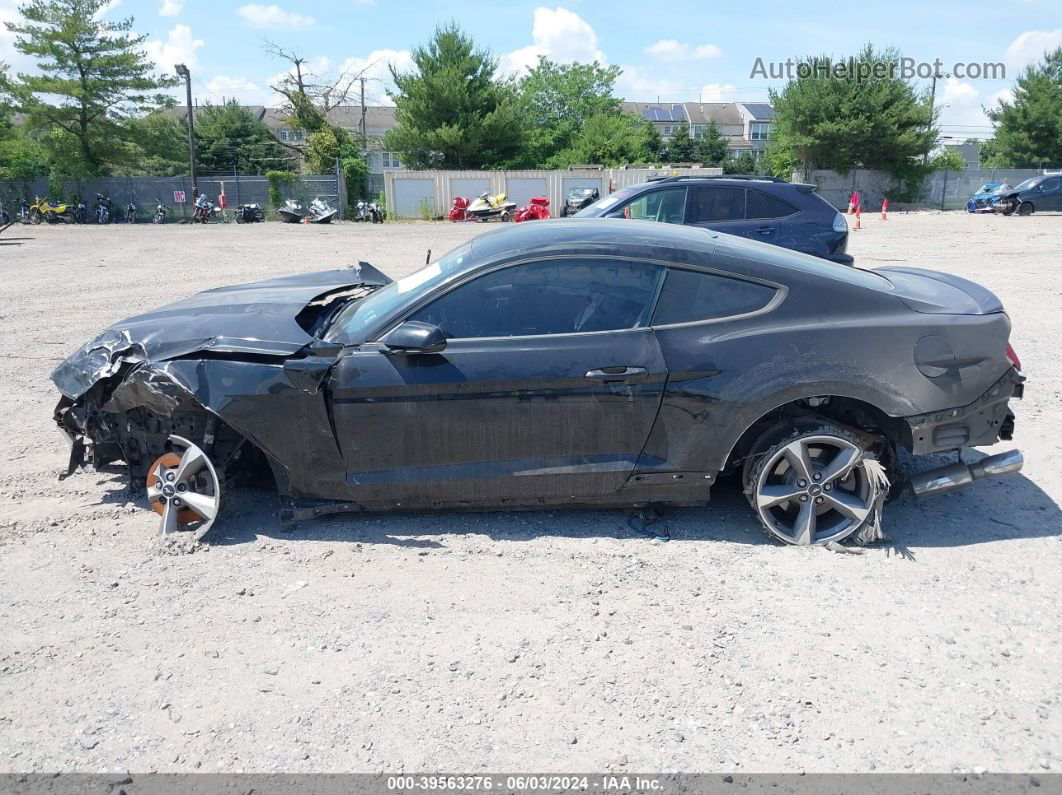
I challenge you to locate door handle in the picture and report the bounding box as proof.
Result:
[754,226,773,235]
[585,366,647,380]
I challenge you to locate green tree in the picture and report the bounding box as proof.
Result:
[123,111,185,175]
[5,0,177,175]
[194,101,289,175]
[980,48,1062,168]
[551,111,656,167]
[663,122,696,162]
[930,147,966,172]
[696,120,729,164]
[385,23,522,169]
[514,57,621,167]
[768,45,935,179]
[724,151,759,174]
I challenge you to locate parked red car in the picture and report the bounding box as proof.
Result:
[514,197,551,222]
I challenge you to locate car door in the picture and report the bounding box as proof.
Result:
[687,186,779,244]
[327,258,669,507]
[1037,177,1061,210]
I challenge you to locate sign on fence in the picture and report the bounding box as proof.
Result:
[173,190,186,204]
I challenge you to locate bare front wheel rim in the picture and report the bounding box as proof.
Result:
[145,435,220,541]
[754,434,872,546]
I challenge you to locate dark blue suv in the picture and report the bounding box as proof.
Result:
[575,175,853,265]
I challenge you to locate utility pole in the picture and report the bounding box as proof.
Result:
[922,70,939,167]
[175,64,199,199]
[359,77,367,150]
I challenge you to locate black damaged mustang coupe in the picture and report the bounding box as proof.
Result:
[52,220,1025,545]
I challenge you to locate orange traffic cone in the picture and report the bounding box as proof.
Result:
[301,217,309,225]
[853,206,862,230]
[847,191,859,215]
[881,196,888,221]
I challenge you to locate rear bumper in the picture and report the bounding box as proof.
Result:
[904,368,1024,455]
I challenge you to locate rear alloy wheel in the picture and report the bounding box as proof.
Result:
[145,435,221,540]
[1016,202,1034,216]
[749,426,875,546]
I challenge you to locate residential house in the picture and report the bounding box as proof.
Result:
[619,101,775,159]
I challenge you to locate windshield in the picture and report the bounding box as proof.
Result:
[574,188,634,217]
[325,243,474,344]
[1012,176,1042,192]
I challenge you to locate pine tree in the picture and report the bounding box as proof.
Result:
[5,0,176,175]
[385,23,522,169]
[981,48,1062,168]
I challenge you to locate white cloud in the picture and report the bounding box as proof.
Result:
[144,24,204,71]
[645,39,722,62]
[499,6,606,75]
[1004,29,1062,70]
[699,82,737,102]
[934,77,998,136]
[159,0,183,16]
[204,75,273,105]
[337,49,415,105]
[236,4,315,29]
[614,64,684,102]
[94,0,122,18]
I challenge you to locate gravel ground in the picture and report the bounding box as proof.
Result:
[0,212,1059,774]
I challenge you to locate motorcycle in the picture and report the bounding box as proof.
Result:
[354,199,383,223]
[72,198,87,224]
[95,194,115,224]
[191,194,221,223]
[513,196,551,222]
[559,187,600,217]
[152,198,169,224]
[234,203,265,223]
[466,191,516,221]
[0,199,10,226]
[17,198,31,224]
[125,201,137,223]
[29,196,77,224]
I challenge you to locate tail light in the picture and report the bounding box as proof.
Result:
[1006,343,1022,372]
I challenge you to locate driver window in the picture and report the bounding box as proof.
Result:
[621,188,687,224]
[407,259,662,339]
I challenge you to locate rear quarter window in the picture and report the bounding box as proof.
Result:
[747,190,797,219]
[652,268,777,325]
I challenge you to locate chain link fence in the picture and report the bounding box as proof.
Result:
[0,173,340,221]
[803,167,1060,211]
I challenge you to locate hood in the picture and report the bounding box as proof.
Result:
[52,264,391,399]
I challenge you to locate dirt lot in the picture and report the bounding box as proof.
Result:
[0,212,1059,774]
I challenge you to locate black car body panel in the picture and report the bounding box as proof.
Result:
[52,220,1021,514]
[574,177,853,264]
[995,174,1062,214]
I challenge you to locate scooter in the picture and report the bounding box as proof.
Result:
[466,191,516,221]
[152,198,169,224]
[234,203,265,223]
[514,196,551,222]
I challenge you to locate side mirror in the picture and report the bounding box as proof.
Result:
[383,321,447,354]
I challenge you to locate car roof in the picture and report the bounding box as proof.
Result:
[628,177,814,191]
[467,218,886,290]
[471,218,719,263]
